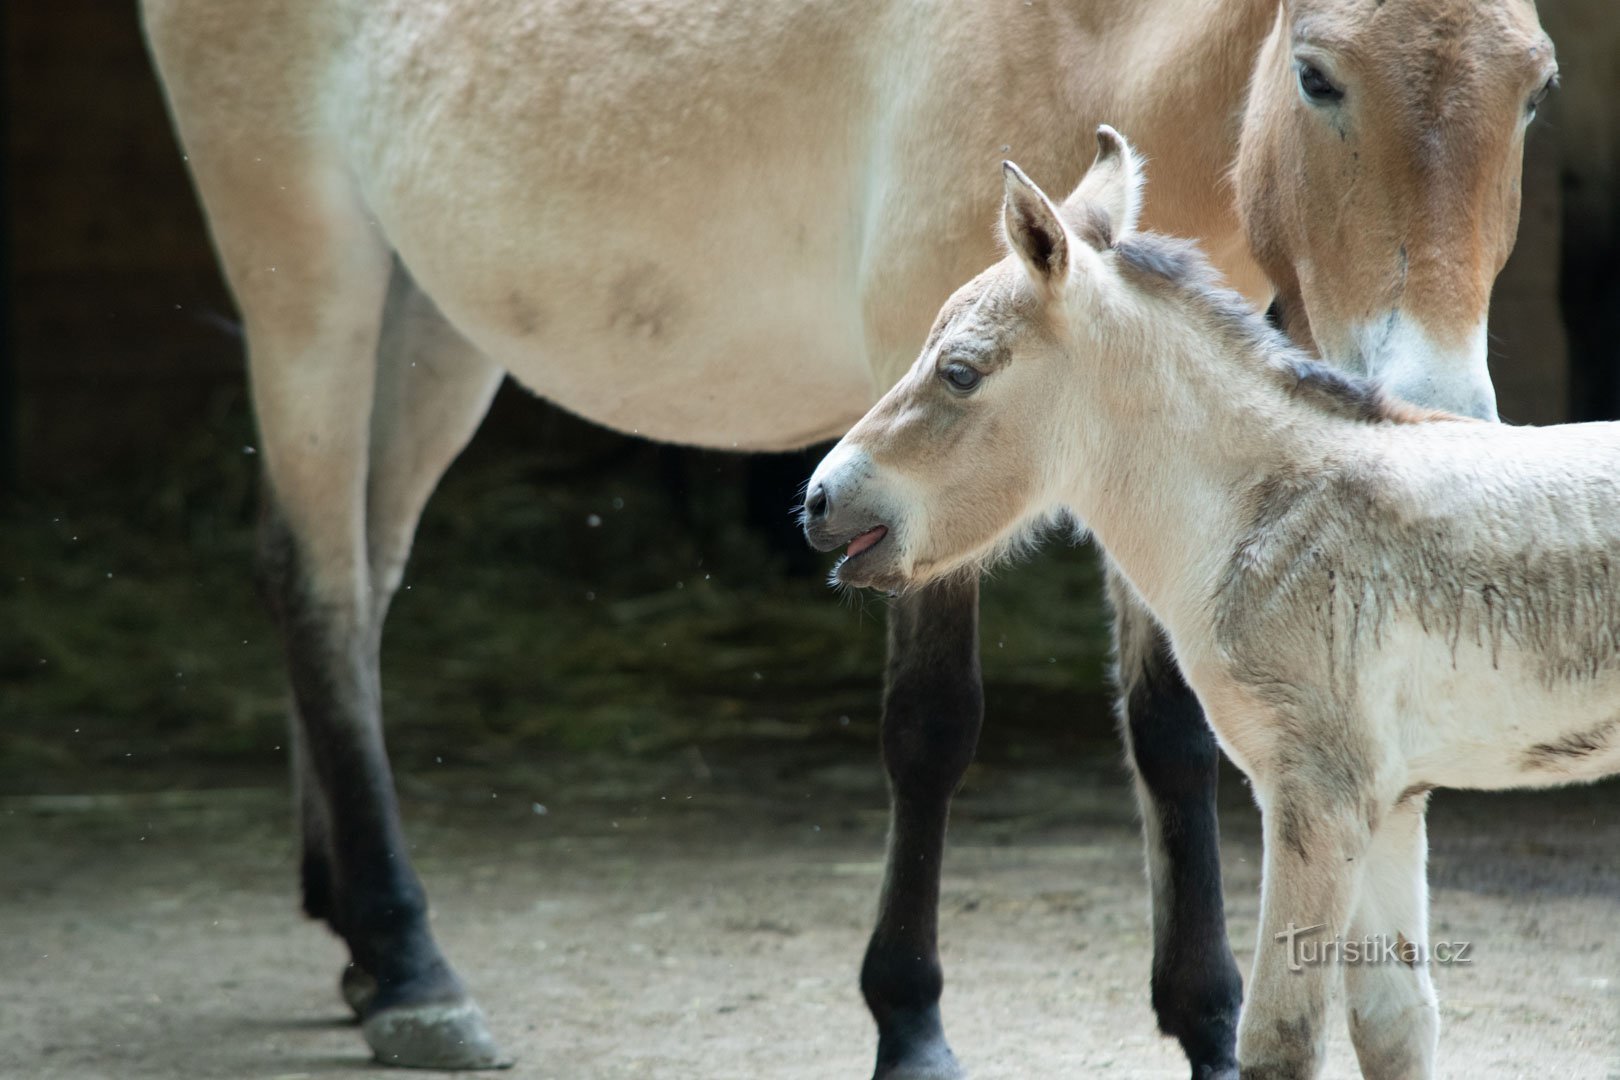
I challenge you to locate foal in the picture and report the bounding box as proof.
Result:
[805,128,1620,1079]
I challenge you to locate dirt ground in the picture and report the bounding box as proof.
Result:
[4,733,1617,1080]
[3,425,1618,1078]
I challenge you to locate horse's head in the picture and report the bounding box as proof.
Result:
[803,130,1150,592]
[1237,0,1555,420]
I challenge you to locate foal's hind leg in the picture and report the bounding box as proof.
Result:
[1109,572,1242,1080]
[1344,798,1438,1079]
[862,575,983,1080]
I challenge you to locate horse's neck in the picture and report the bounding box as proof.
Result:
[1068,331,1321,633]
[1090,0,1280,260]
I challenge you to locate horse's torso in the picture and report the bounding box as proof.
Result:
[146,0,1274,451]
[1208,420,1620,793]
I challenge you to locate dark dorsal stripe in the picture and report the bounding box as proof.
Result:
[1113,233,1454,427]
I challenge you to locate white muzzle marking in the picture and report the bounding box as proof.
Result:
[1350,317,1496,421]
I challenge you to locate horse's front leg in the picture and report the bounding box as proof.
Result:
[861,574,984,1080]
[1110,573,1243,1080]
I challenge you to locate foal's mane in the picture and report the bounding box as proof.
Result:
[1110,232,1454,427]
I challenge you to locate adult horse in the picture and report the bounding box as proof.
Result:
[140,0,1553,1074]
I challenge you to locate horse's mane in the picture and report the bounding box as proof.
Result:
[1112,232,1456,427]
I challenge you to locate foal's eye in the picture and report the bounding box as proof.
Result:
[1298,63,1343,104]
[1528,74,1557,118]
[940,363,983,393]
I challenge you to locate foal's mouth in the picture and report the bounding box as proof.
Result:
[832,524,896,589]
[842,525,888,561]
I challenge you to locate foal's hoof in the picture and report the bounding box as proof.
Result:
[341,962,378,1018]
[362,999,512,1070]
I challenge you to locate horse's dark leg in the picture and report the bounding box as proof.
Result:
[259,501,504,1070]
[292,722,336,924]
[290,696,395,1018]
[862,574,983,1080]
[249,243,505,1068]
[1109,571,1242,1080]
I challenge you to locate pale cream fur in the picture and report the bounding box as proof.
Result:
[810,130,1619,1078]
[141,0,1551,459]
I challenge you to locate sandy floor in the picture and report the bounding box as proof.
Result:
[4,738,1617,1080]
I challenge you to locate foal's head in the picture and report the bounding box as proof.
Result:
[1238,0,1555,420]
[803,129,1160,592]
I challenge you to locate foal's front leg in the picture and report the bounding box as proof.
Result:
[1110,575,1243,1079]
[862,575,984,1080]
[1240,779,1374,1079]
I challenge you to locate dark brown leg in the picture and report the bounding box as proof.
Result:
[861,574,983,1080]
[1111,571,1242,1080]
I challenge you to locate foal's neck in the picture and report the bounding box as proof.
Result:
[1066,311,1333,635]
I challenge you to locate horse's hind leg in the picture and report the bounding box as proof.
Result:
[305,265,505,1024]
[186,142,503,1066]
[861,575,982,1080]
[1344,799,1438,1079]
[1109,572,1242,1080]
[363,264,504,632]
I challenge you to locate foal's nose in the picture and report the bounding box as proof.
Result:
[804,482,831,523]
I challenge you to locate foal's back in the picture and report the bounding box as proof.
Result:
[1223,418,1620,790]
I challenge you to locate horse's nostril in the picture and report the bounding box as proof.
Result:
[805,483,830,521]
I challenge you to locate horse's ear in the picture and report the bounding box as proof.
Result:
[1002,161,1070,294]
[1066,125,1144,250]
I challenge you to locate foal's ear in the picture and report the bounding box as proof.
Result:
[1002,161,1070,295]
[1066,125,1145,250]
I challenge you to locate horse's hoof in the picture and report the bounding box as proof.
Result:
[874,1036,959,1080]
[362,999,512,1070]
[873,1003,964,1080]
[874,1043,965,1080]
[341,962,378,1018]
[1192,1066,1240,1080]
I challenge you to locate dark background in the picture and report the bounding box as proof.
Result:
[1,2,1617,793]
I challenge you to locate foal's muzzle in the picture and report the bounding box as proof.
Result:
[803,482,831,529]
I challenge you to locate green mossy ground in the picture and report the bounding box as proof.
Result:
[1,388,1116,795]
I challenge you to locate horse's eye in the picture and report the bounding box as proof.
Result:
[940,363,983,393]
[1528,74,1557,117]
[1298,63,1343,104]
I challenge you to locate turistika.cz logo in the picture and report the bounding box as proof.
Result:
[1273,922,1474,972]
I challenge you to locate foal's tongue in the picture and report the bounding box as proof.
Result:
[846,525,888,558]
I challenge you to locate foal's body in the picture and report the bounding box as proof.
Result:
[806,130,1616,1077]
[141,0,1551,1070]
[1210,418,1620,796]
[1087,283,1620,1080]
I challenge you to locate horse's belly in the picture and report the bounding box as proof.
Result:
[342,2,891,450]
[491,300,879,452]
